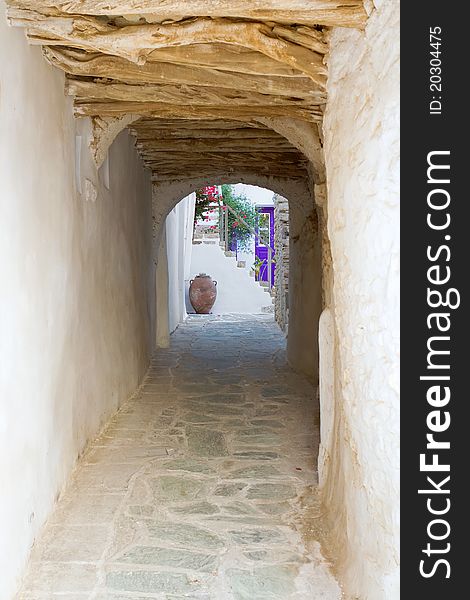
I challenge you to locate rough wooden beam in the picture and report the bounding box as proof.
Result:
[130,129,282,141]
[9,12,326,80]
[135,134,296,147]
[74,101,323,121]
[269,25,327,54]
[139,153,306,167]
[131,119,269,131]
[45,48,323,98]
[149,162,307,173]
[140,148,304,158]
[147,45,311,77]
[133,128,290,139]
[138,143,299,154]
[66,79,322,108]
[146,156,305,164]
[142,160,305,169]
[141,149,299,158]
[133,137,292,149]
[7,1,368,28]
[144,164,306,174]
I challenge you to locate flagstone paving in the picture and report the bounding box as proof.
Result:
[17,315,341,600]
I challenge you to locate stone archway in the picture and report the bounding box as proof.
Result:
[150,170,321,381]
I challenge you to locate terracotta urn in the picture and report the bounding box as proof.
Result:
[189,273,218,314]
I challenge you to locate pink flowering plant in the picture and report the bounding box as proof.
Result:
[194,185,220,224]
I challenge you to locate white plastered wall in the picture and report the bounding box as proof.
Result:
[165,194,195,333]
[0,9,154,598]
[320,1,400,598]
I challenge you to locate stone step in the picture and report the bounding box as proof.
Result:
[261,305,274,313]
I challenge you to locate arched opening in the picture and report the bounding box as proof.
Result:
[148,169,322,383]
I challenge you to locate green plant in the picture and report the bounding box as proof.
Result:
[253,256,265,278]
[253,255,276,278]
[221,184,258,252]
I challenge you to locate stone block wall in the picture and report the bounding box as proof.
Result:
[273,194,289,332]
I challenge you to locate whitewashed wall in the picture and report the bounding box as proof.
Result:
[0,10,154,599]
[189,242,269,314]
[321,1,400,598]
[165,194,195,333]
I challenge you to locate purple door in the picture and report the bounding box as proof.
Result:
[255,206,275,284]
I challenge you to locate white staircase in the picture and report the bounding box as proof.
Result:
[188,239,273,314]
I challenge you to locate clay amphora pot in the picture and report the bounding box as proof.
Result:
[189,273,218,314]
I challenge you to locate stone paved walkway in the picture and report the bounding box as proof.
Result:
[18,315,341,600]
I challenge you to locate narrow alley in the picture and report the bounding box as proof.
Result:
[18,316,340,600]
[1,2,400,598]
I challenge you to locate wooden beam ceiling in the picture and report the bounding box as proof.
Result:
[129,118,309,180]
[6,1,367,181]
